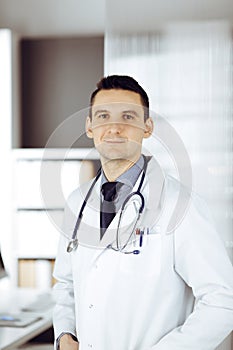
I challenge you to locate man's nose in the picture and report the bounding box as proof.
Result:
[106,121,124,133]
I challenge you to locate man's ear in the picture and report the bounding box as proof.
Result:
[143,117,154,139]
[86,116,93,139]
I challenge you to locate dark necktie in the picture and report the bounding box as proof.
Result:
[100,182,121,239]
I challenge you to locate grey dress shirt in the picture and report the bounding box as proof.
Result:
[101,155,145,212]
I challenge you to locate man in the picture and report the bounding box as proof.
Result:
[53,75,233,350]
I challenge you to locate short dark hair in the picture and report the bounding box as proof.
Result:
[89,75,149,120]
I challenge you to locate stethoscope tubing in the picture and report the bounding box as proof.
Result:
[116,191,144,251]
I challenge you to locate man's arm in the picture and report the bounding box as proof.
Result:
[150,193,233,349]
[53,232,78,349]
[53,195,79,349]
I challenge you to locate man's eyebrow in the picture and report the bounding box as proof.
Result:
[122,110,140,117]
[93,109,110,117]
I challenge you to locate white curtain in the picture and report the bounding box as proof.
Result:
[105,22,233,261]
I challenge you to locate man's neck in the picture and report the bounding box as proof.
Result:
[101,156,141,182]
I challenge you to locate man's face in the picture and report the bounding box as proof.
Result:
[86,89,153,164]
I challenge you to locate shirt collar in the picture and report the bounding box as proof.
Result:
[101,155,144,189]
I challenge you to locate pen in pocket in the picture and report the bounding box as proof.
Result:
[139,229,144,247]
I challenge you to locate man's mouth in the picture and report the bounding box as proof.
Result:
[103,138,127,144]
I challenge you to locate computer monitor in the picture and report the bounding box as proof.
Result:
[0,246,7,279]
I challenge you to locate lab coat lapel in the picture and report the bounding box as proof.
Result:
[76,177,101,248]
[138,156,165,231]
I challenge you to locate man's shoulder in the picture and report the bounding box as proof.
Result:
[147,156,190,196]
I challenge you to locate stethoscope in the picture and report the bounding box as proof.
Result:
[67,155,148,254]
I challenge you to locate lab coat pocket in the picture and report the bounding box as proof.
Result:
[119,233,162,280]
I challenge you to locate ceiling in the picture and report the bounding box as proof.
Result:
[0,0,232,38]
[0,0,105,38]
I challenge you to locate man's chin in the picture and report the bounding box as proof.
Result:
[100,153,126,162]
[96,145,141,164]
[98,150,129,162]
[97,146,122,159]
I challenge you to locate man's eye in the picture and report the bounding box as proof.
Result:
[123,114,134,120]
[97,114,108,119]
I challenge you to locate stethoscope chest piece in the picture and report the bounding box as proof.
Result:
[67,238,79,253]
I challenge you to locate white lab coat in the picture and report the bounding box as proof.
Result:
[53,157,233,350]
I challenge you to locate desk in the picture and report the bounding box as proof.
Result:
[0,289,53,350]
